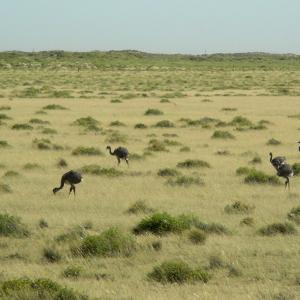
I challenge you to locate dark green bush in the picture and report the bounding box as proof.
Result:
[72,146,103,156]
[179,146,191,152]
[292,163,300,176]
[43,247,62,263]
[23,163,42,170]
[0,183,12,193]
[144,108,163,116]
[240,217,254,226]
[3,170,20,177]
[221,107,237,111]
[258,222,297,236]
[177,159,210,169]
[244,170,280,185]
[189,229,207,245]
[224,201,255,214]
[154,120,175,128]
[229,116,253,127]
[134,123,147,129]
[72,116,100,128]
[79,227,136,257]
[41,127,57,134]
[167,175,204,187]
[148,260,210,284]
[43,104,67,110]
[105,131,127,143]
[0,213,29,237]
[62,266,82,279]
[0,140,10,148]
[236,166,255,175]
[79,164,123,177]
[157,168,180,177]
[133,212,192,235]
[39,219,49,229]
[212,130,235,139]
[29,118,50,124]
[0,113,12,120]
[11,123,33,130]
[126,200,155,214]
[0,277,87,300]
[147,139,168,152]
[110,120,126,127]
[55,226,87,243]
[267,138,281,145]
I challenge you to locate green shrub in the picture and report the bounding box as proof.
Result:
[152,241,162,251]
[56,226,87,243]
[0,277,87,300]
[258,222,297,236]
[244,170,280,185]
[43,104,67,110]
[50,90,72,98]
[179,146,191,152]
[11,123,33,130]
[133,212,192,235]
[287,206,300,224]
[167,176,204,187]
[134,123,147,129]
[229,116,253,127]
[240,217,254,226]
[177,159,210,169]
[56,158,68,168]
[0,183,12,193]
[41,127,57,134]
[249,156,262,164]
[0,113,11,120]
[43,247,62,263]
[0,140,10,148]
[222,107,237,111]
[0,213,30,237]
[111,99,122,103]
[3,170,20,177]
[236,166,255,175]
[72,146,103,156]
[163,139,181,146]
[212,130,234,139]
[209,255,224,269]
[147,139,168,152]
[39,219,49,229]
[29,118,50,124]
[62,266,82,279]
[224,201,255,214]
[0,105,11,110]
[21,87,40,97]
[160,98,170,103]
[79,164,123,177]
[23,163,42,170]
[79,227,136,257]
[105,131,127,143]
[127,200,155,214]
[292,163,300,176]
[148,260,210,284]
[145,108,163,116]
[72,116,100,128]
[267,138,281,145]
[157,168,180,177]
[154,120,175,128]
[189,229,207,245]
[194,221,230,235]
[110,120,126,127]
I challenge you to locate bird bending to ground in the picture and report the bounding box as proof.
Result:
[269,152,286,170]
[276,163,294,189]
[53,170,82,195]
[106,146,129,165]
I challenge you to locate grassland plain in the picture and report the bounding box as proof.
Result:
[0,52,300,299]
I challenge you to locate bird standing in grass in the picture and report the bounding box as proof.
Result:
[269,152,286,170]
[106,146,129,165]
[53,170,82,196]
[276,163,294,189]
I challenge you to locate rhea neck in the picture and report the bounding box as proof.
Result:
[269,152,273,162]
[54,180,65,193]
[107,146,114,156]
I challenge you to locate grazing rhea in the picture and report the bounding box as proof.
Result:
[298,141,300,152]
[269,152,286,170]
[53,170,82,196]
[106,145,129,165]
[276,163,294,189]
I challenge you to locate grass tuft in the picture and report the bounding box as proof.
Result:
[224,201,255,214]
[72,146,103,156]
[177,159,210,169]
[258,222,297,236]
[212,130,235,139]
[0,213,30,237]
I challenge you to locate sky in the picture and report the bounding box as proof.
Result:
[0,0,299,54]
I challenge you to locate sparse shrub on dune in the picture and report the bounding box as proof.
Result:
[72,146,103,156]
[179,146,191,152]
[229,116,253,127]
[244,169,280,185]
[0,213,30,237]
[154,120,175,128]
[79,164,123,177]
[212,130,235,139]
[148,260,210,284]
[0,105,11,111]
[3,170,20,177]
[0,277,88,300]
[32,138,64,151]
[249,156,262,164]
[134,123,147,129]
[41,127,57,134]
[105,131,127,143]
[267,138,281,145]
[167,175,204,187]
[35,110,48,115]
[56,158,68,168]
[287,206,300,224]
[236,166,255,176]
[240,217,254,226]
[62,266,82,279]
[221,107,237,111]
[43,104,68,110]
[72,116,100,131]
[146,139,168,152]
[144,108,164,116]
[189,229,207,245]
[0,113,12,120]
[23,163,43,170]
[43,246,62,263]
[157,168,180,177]
[11,123,33,130]
[258,222,296,236]
[29,118,50,124]
[0,183,12,193]
[110,120,126,127]
[0,140,10,148]
[126,200,155,214]
[224,201,255,214]
[177,159,210,169]
[78,227,137,257]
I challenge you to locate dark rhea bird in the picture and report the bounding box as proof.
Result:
[276,163,294,189]
[298,141,300,152]
[53,170,82,196]
[106,146,129,165]
[269,152,286,170]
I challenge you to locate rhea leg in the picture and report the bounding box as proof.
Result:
[125,158,129,166]
[69,185,76,196]
[285,177,290,190]
[117,157,120,165]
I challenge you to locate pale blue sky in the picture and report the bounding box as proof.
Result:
[1,0,299,54]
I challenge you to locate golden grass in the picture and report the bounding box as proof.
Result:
[0,94,300,299]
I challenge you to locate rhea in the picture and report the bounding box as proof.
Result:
[276,163,294,189]
[269,152,286,170]
[106,146,129,165]
[53,170,82,195]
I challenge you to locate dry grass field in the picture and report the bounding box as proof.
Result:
[1,53,300,299]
